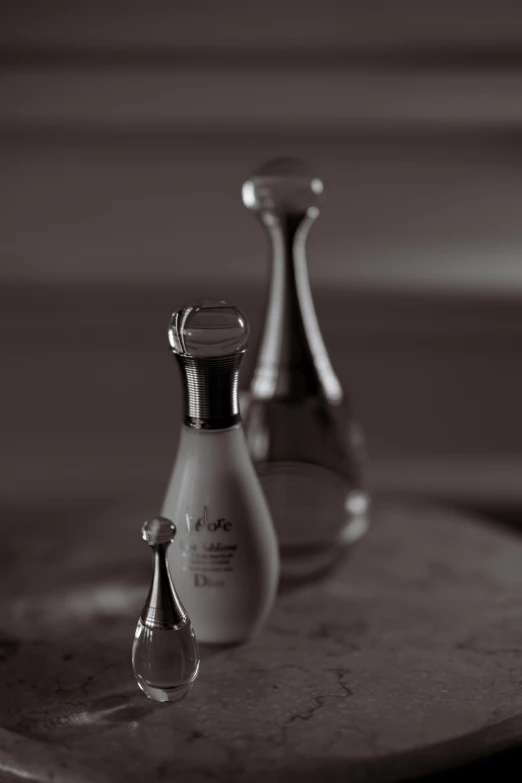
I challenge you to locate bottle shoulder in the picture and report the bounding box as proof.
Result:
[172,423,257,473]
[240,392,365,481]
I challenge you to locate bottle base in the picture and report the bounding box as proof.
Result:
[279,508,370,584]
[135,677,194,703]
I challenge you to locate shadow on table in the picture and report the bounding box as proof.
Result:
[409,745,522,782]
[305,715,522,783]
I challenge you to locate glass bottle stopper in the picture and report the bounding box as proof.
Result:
[241,157,324,217]
[132,517,199,702]
[168,299,249,357]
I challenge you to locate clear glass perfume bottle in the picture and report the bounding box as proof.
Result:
[161,300,279,645]
[240,158,370,582]
[132,517,199,702]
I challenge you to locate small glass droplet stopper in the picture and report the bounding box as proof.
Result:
[142,516,176,546]
[241,157,324,216]
[132,517,199,702]
[168,299,249,358]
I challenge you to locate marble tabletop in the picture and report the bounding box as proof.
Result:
[1,497,522,782]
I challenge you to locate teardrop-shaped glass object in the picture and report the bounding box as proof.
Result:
[132,517,200,702]
[240,157,370,583]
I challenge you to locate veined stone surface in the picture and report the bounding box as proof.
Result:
[0,499,521,782]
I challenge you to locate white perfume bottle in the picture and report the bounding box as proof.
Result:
[161,300,279,645]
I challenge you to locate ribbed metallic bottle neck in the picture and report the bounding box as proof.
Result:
[141,547,186,630]
[175,351,245,430]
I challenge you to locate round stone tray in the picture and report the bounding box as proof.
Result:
[1,498,522,782]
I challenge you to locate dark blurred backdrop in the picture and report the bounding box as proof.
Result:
[2,0,522,519]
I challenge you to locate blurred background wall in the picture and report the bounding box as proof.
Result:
[2,0,522,514]
[2,0,522,291]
